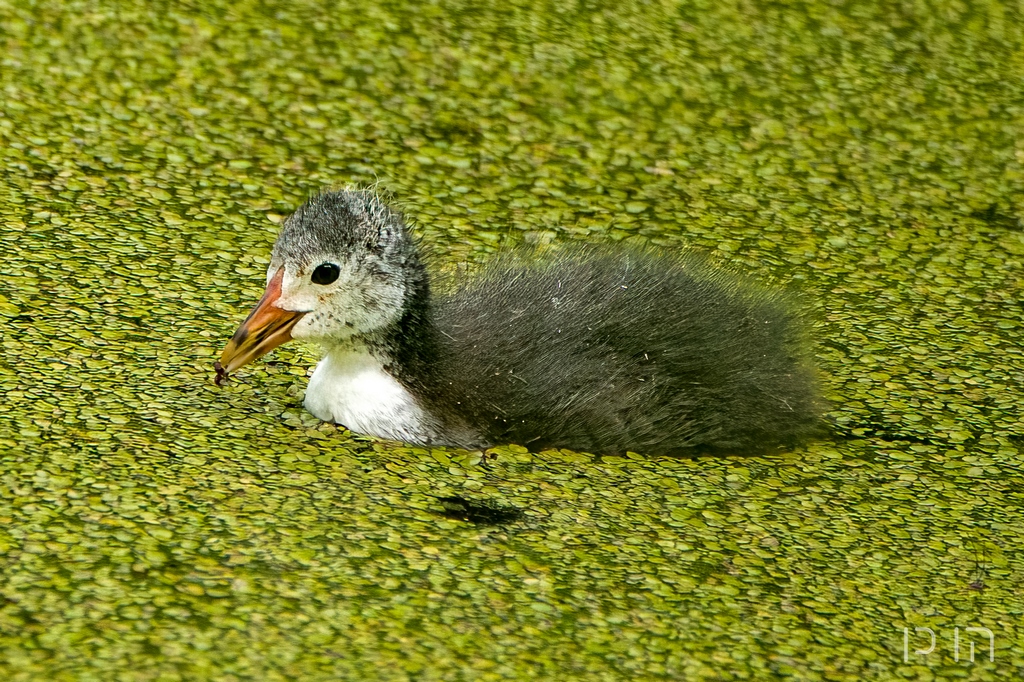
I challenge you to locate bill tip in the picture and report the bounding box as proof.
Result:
[214,361,228,386]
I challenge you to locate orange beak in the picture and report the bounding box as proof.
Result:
[215,268,305,383]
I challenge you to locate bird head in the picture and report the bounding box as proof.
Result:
[216,189,418,377]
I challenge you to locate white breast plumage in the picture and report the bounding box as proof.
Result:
[303,345,438,444]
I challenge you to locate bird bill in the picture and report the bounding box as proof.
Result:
[216,268,305,381]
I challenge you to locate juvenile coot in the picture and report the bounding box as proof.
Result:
[217,189,823,455]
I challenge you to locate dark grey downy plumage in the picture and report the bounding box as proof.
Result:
[217,189,824,456]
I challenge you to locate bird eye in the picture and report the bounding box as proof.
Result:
[311,262,340,285]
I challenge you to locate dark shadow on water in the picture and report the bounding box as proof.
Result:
[433,496,524,526]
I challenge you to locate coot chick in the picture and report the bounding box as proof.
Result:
[216,189,823,455]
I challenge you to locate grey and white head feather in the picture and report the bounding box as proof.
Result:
[266,188,425,345]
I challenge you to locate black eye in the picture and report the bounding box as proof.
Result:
[311,262,340,285]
